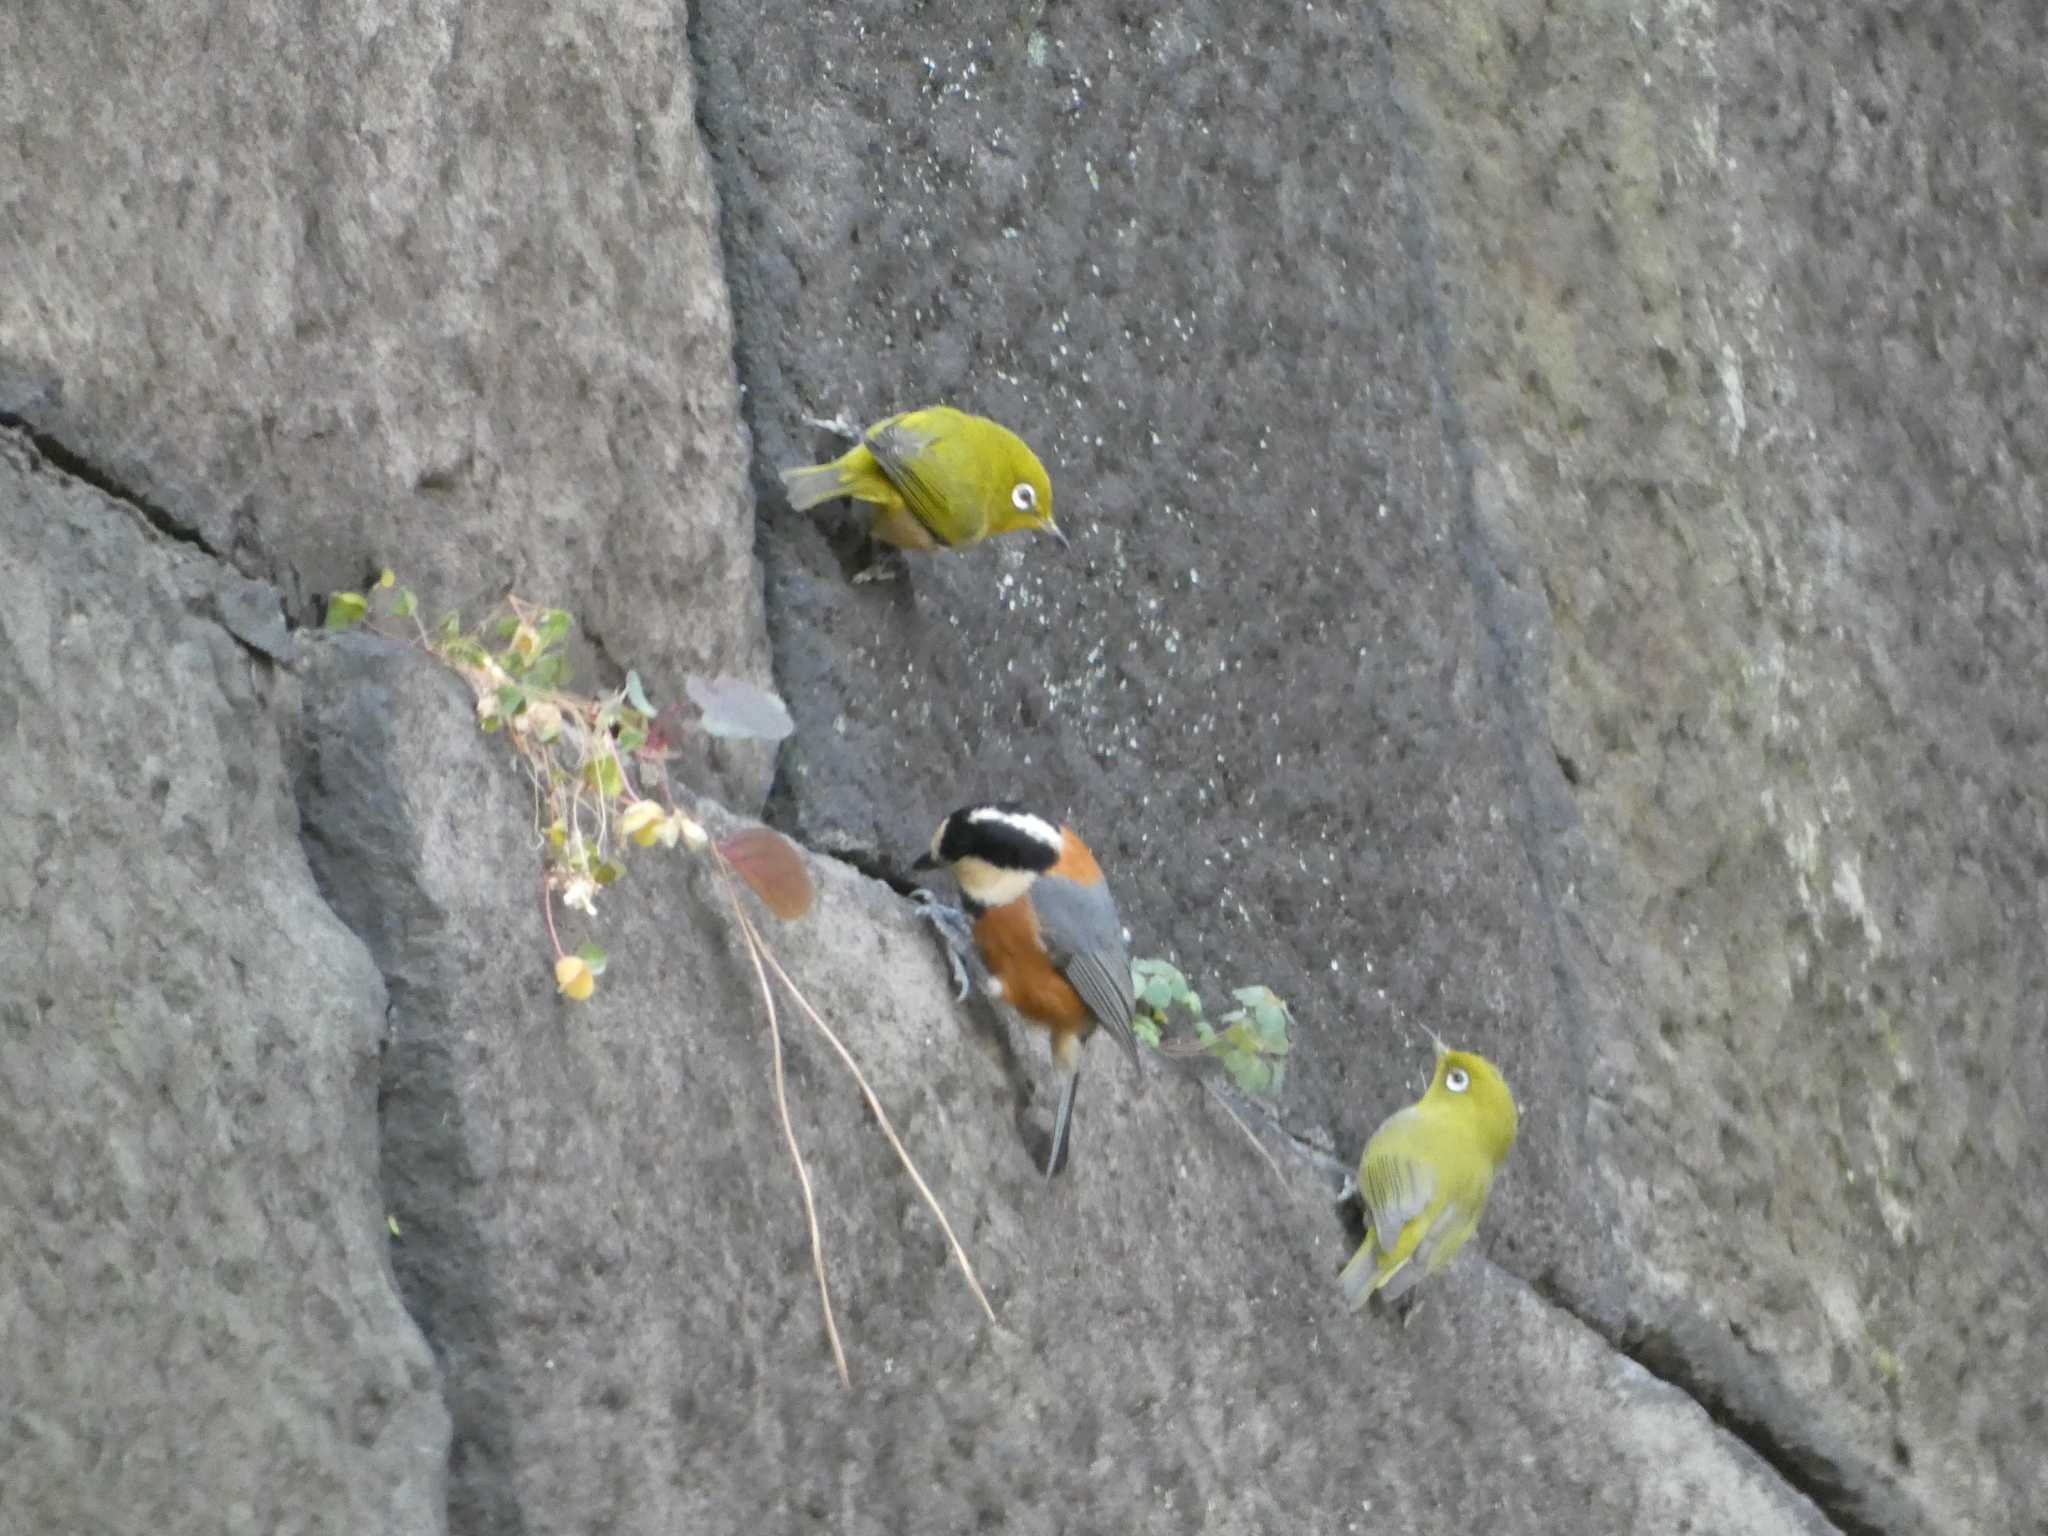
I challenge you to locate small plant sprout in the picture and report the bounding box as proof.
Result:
[1132,958,1295,1183]
[1132,958,1201,1050]
[322,580,804,1002]
[323,572,993,1386]
[1133,961,1292,1097]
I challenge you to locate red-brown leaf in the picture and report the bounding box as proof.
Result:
[719,827,815,920]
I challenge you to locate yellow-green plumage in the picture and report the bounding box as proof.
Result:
[780,407,1063,553]
[1339,1048,1519,1310]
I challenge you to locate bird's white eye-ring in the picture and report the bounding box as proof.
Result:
[1011,482,1037,513]
[1446,1067,1471,1093]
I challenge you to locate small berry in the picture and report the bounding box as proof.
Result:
[555,954,595,1001]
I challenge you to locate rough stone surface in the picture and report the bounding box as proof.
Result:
[690,0,1589,1255]
[0,0,772,810]
[0,432,448,1535]
[2,0,2043,1531]
[293,637,1831,1535]
[695,0,2046,1531]
[1390,0,2048,1529]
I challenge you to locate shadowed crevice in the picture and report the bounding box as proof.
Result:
[1525,1274,1926,1536]
[0,412,222,560]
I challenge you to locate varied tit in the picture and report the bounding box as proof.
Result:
[913,802,1140,1179]
[780,407,1066,555]
[1340,1045,1519,1311]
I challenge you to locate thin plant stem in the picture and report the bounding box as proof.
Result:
[542,871,564,958]
[717,858,850,1388]
[723,879,996,1326]
[1204,1079,1289,1190]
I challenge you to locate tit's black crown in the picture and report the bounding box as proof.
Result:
[935,801,1063,873]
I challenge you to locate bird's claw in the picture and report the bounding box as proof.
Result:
[910,889,979,1002]
[802,412,865,441]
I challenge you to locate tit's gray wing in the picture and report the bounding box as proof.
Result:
[1031,874,1141,1073]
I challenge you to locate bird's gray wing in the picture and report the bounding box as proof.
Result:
[1031,874,1141,1073]
[864,415,957,546]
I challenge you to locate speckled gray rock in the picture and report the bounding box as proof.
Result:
[3,0,2042,1529]
[0,431,448,1535]
[292,635,1832,1535]
[1391,0,2048,1529]
[0,0,771,810]
[690,0,1580,1278]
[695,1,2044,1531]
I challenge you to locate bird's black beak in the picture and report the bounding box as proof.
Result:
[911,852,938,872]
[1044,522,1069,551]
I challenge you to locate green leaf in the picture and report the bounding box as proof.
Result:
[495,615,522,641]
[685,674,796,741]
[576,941,609,975]
[615,724,648,754]
[444,637,488,668]
[528,652,564,689]
[1133,958,1185,990]
[393,588,418,619]
[591,754,625,798]
[1142,976,1175,1012]
[496,683,528,718]
[536,608,574,651]
[624,669,657,715]
[592,858,626,887]
[1132,1016,1162,1050]
[500,645,530,677]
[479,714,503,734]
[324,591,369,631]
[1227,1055,1274,1097]
[436,612,463,643]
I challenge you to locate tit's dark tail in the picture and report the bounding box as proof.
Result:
[1045,1066,1082,1180]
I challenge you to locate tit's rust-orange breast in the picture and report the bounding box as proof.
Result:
[973,899,1092,1035]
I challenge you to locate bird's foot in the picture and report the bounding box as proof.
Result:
[910,889,982,1002]
[802,412,865,441]
[851,549,909,584]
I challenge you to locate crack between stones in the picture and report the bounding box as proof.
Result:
[280,642,465,1534]
[0,413,223,560]
[1520,1274,1897,1536]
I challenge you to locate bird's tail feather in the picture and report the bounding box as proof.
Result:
[780,461,854,511]
[1339,1235,1384,1312]
[1046,1067,1081,1179]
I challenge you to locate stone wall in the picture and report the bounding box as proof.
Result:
[4,1,2041,1531]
